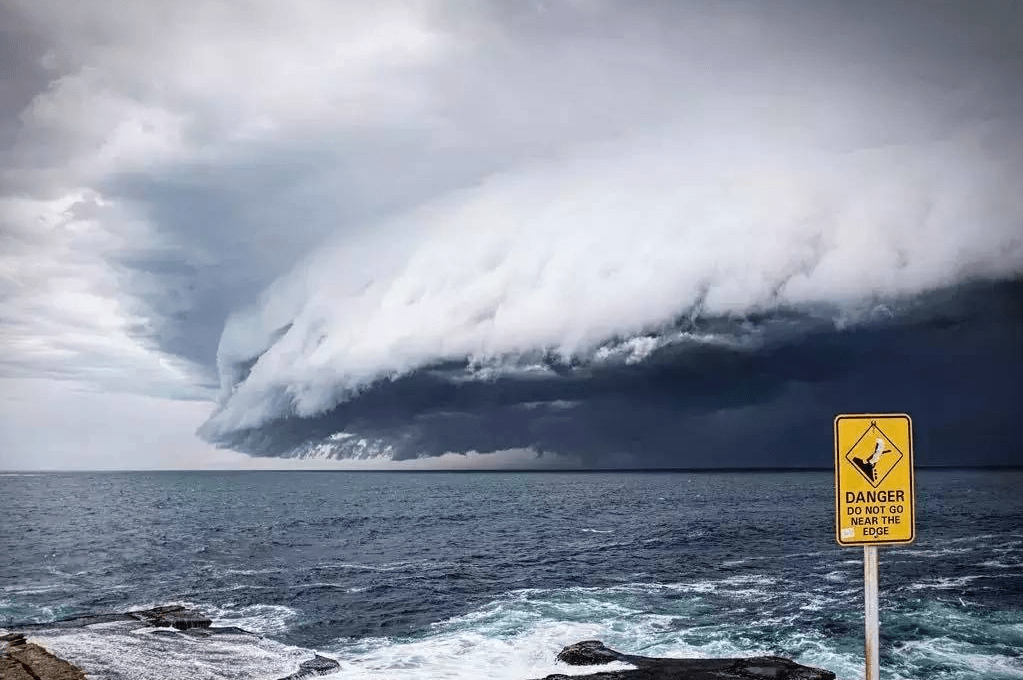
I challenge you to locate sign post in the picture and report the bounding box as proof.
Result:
[864,545,879,680]
[834,413,915,680]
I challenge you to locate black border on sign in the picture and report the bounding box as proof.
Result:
[834,413,915,547]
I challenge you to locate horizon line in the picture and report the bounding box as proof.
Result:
[2,465,1021,474]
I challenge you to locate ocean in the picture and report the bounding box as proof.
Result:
[1,469,1021,680]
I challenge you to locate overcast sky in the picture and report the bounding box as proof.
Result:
[1,1,1021,470]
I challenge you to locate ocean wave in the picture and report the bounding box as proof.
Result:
[29,620,312,680]
[898,546,975,557]
[331,621,637,680]
[977,560,1023,569]
[327,578,1023,680]
[894,637,1023,679]
[822,571,849,583]
[289,582,366,594]
[206,603,301,636]
[905,574,1021,591]
[316,561,421,573]
[221,567,283,576]
[322,578,853,679]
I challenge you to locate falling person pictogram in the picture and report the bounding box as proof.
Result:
[851,438,891,483]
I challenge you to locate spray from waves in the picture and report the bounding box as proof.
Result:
[319,580,855,680]
[206,603,302,636]
[24,621,312,680]
[321,580,1022,680]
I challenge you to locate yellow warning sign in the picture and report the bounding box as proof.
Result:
[834,413,915,546]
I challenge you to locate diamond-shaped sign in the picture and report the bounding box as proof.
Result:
[843,421,904,488]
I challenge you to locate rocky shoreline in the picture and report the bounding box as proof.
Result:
[1,635,86,680]
[2,606,835,680]
[1,606,340,680]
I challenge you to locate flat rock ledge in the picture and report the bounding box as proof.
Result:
[539,640,835,680]
[1,635,85,680]
[1,607,339,680]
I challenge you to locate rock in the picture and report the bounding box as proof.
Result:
[1,633,26,647]
[0,656,36,680]
[540,641,836,680]
[206,626,253,635]
[557,641,630,665]
[14,605,214,633]
[277,654,342,680]
[13,613,127,631]
[1,642,86,680]
[130,605,212,630]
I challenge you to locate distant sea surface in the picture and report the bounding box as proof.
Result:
[2,470,1021,680]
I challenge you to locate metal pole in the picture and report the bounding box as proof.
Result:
[864,545,880,680]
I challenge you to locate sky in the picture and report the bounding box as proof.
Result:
[1,1,1021,470]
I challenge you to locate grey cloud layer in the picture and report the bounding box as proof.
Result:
[1,1,1021,463]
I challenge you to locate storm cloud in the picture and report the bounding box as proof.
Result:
[2,1,1021,468]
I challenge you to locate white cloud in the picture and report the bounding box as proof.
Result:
[0,378,221,470]
[0,191,208,398]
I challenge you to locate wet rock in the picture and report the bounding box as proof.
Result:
[207,626,256,636]
[1,633,26,648]
[540,641,836,680]
[13,606,215,633]
[130,605,212,630]
[0,656,35,680]
[15,613,127,630]
[557,641,630,665]
[1,642,86,680]
[277,654,342,680]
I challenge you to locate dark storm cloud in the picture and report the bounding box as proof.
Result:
[203,280,1023,467]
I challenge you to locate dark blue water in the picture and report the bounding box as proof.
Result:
[2,470,1021,679]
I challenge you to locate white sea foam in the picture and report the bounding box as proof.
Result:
[29,623,313,680]
[207,603,301,635]
[326,593,745,679]
[797,595,833,612]
[329,622,637,679]
[317,576,874,680]
[895,637,1023,679]
[221,567,282,576]
[720,558,749,567]
[898,546,975,557]
[2,583,66,596]
[978,560,1023,569]
[289,582,353,591]
[946,534,1001,544]
[822,570,849,583]
[906,573,1020,591]
[317,560,420,573]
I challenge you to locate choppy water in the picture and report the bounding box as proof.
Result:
[1,470,1021,680]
